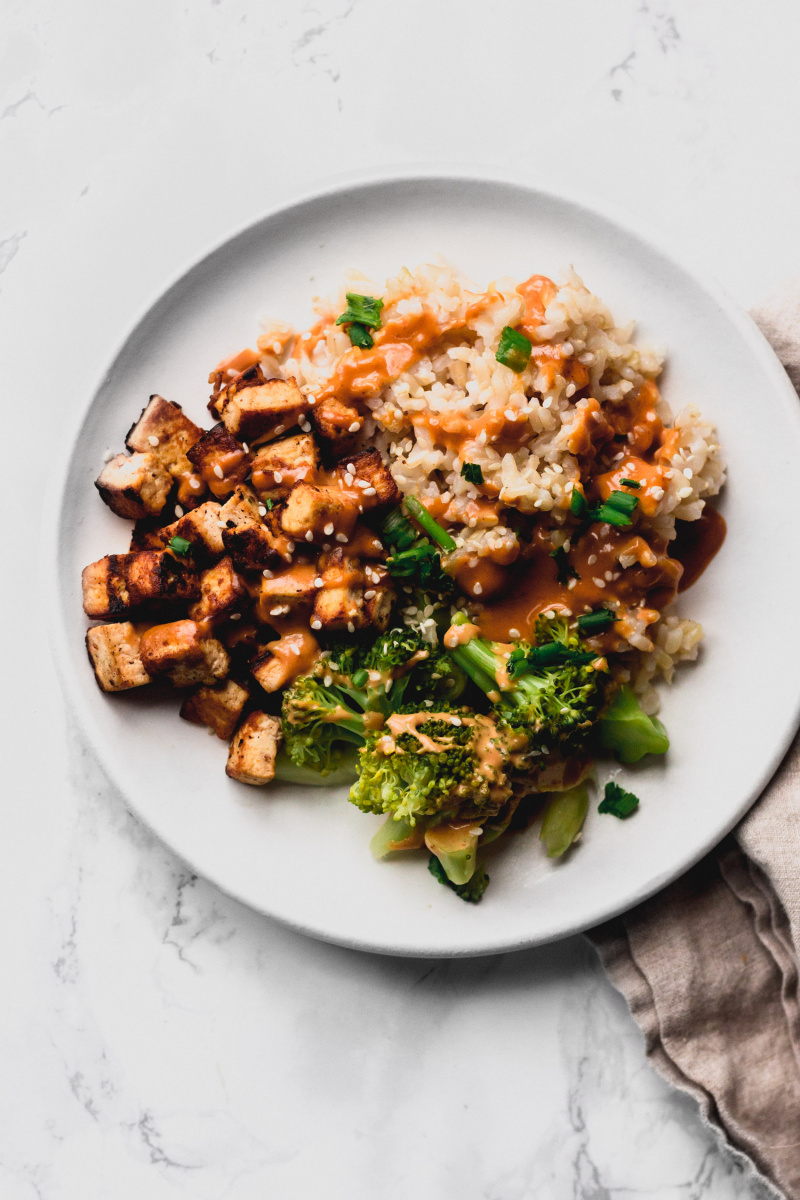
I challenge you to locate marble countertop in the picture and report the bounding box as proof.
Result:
[3,1,795,1196]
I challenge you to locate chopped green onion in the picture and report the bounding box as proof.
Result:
[461,462,484,485]
[619,478,641,489]
[591,490,638,528]
[351,668,369,688]
[550,545,579,586]
[496,326,532,373]
[335,293,384,329]
[508,642,595,677]
[577,609,616,634]
[345,323,374,350]
[404,496,456,552]
[570,488,588,519]
[168,535,192,557]
[265,498,274,511]
[382,508,417,551]
[603,490,638,516]
[598,780,640,819]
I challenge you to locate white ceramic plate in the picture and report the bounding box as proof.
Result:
[49,172,800,957]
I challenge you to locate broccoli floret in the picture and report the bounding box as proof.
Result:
[427,855,490,903]
[348,706,509,827]
[446,614,611,753]
[597,684,669,763]
[281,673,367,776]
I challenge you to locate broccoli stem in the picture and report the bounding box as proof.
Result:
[370,815,427,859]
[273,749,360,787]
[404,496,457,552]
[539,781,590,858]
[425,822,481,884]
[597,685,669,763]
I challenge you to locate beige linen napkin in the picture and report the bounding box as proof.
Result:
[589,283,800,1200]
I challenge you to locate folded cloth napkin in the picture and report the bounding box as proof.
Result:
[589,282,800,1200]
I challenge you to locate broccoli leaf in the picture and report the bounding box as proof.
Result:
[428,855,490,903]
[598,781,640,818]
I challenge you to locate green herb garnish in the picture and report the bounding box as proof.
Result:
[598,781,640,818]
[168,535,192,557]
[461,462,484,485]
[508,641,595,677]
[351,668,369,688]
[336,293,384,350]
[570,488,588,519]
[576,609,616,635]
[496,326,532,373]
[550,545,579,586]
[619,478,641,489]
[265,498,274,511]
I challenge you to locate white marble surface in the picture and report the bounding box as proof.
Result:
[3,1,797,1195]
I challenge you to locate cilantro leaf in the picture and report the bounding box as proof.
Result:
[335,293,384,329]
[168,535,192,557]
[550,545,579,585]
[345,322,374,350]
[461,462,484,485]
[598,781,640,818]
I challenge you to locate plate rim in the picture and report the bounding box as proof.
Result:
[43,166,800,957]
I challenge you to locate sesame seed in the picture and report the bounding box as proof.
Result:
[311,619,322,630]
[348,421,361,433]
[289,643,301,656]
[509,628,521,639]
[364,589,376,599]
[258,505,267,516]
[213,464,224,479]
[335,533,348,543]
[344,473,355,486]
[683,467,693,479]
[270,606,283,616]
[451,717,462,726]
[148,435,159,447]
[262,569,274,578]
[567,578,577,590]
[363,486,377,496]
[587,554,597,565]
[356,479,369,489]
[274,425,285,435]
[314,577,323,588]
[565,383,576,398]
[544,609,556,619]
[189,476,202,490]
[384,678,393,693]
[274,471,283,483]
[216,520,227,529]
[229,612,241,621]
[504,409,516,421]
[286,541,295,552]
[604,571,613,581]
[347,464,355,474]
[347,621,355,633]
[323,674,333,686]
[473,582,483,595]
[424,699,433,707]
[305,530,314,541]
[323,523,334,535]
[174,505,184,518]
[593,578,606,588]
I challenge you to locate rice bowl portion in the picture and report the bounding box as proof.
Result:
[81,260,725,904]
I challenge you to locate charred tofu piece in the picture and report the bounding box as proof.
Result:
[310,396,363,451]
[189,556,247,626]
[95,452,173,520]
[309,549,365,632]
[180,679,250,739]
[257,564,318,621]
[250,630,319,693]
[363,584,394,631]
[81,552,199,619]
[126,396,205,493]
[186,423,252,499]
[219,485,286,569]
[348,524,387,559]
[86,622,152,692]
[250,434,319,499]
[226,712,282,785]
[134,501,225,564]
[337,448,401,508]
[219,373,308,445]
[208,362,265,419]
[279,482,358,543]
[139,620,230,687]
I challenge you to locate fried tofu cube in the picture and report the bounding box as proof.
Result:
[180,679,250,739]
[311,585,365,631]
[279,482,356,542]
[139,620,230,687]
[220,375,308,445]
[86,622,152,692]
[226,712,282,785]
[363,585,394,631]
[138,501,225,564]
[186,423,252,499]
[219,485,285,569]
[81,552,199,619]
[126,395,204,482]
[311,396,363,450]
[250,630,320,692]
[208,363,265,419]
[189,556,247,626]
[256,565,318,621]
[95,452,173,520]
[250,434,319,499]
[337,448,401,508]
